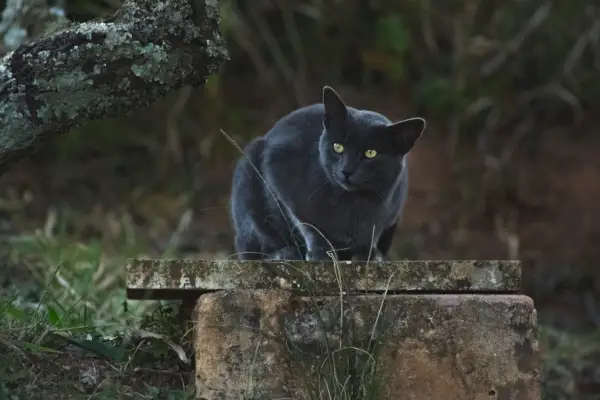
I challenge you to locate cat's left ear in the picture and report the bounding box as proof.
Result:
[386,117,426,154]
[322,86,348,131]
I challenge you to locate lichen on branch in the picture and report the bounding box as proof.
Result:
[0,0,228,176]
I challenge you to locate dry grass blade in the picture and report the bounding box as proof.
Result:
[135,329,190,365]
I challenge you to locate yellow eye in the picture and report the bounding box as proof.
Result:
[365,149,378,159]
[332,143,344,153]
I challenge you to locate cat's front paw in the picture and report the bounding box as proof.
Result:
[306,248,336,261]
[267,246,304,261]
[352,247,385,262]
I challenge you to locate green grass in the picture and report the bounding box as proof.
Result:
[540,325,600,400]
[0,225,195,399]
[2,211,600,399]
[277,250,392,400]
[290,300,388,400]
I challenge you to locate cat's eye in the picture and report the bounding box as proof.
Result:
[364,149,378,159]
[332,143,344,154]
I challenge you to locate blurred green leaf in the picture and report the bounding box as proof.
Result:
[4,304,28,321]
[65,337,126,362]
[415,76,455,115]
[10,339,62,354]
[387,57,406,83]
[47,306,60,327]
[375,15,411,55]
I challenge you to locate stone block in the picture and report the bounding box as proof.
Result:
[194,291,540,400]
[126,259,521,299]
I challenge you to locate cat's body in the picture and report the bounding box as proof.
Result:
[230,87,425,261]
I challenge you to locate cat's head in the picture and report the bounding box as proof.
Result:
[318,86,426,194]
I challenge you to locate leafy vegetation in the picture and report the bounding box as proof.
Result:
[0,227,194,399]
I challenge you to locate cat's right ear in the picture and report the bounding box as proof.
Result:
[386,117,426,154]
[322,86,348,130]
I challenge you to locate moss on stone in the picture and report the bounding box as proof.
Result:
[126,258,522,299]
[0,0,228,175]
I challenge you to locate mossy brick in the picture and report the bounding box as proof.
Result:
[125,259,521,299]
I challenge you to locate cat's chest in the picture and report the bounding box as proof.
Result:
[306,191,395,242]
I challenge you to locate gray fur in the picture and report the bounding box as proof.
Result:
[230,86,426,261]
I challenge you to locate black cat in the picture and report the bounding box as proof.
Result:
[230,86,425,261]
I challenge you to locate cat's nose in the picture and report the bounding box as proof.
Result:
[341,169,352,179]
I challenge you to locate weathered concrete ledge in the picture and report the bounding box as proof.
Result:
[194,291,540,399]
[126,259,521,299]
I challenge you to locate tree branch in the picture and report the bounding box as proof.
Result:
[0,0,228,176]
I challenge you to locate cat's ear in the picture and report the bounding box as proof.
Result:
[322,86,348,130]
[386,117,426,154]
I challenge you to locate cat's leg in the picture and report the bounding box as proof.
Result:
[277,212,333,261]
[234,233,264,260]
[351,246,384,262]
[350,222,396,261]
[376,221,398,258]
[306,248,334,261]
[265,246,304,260]
[303,232,341,261]
[234,208,306,260]
[293,224,339,261]
[235,219,303,260]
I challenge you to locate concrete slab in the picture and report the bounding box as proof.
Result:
[126,259,521,299]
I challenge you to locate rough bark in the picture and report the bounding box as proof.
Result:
[0,0,228,176]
